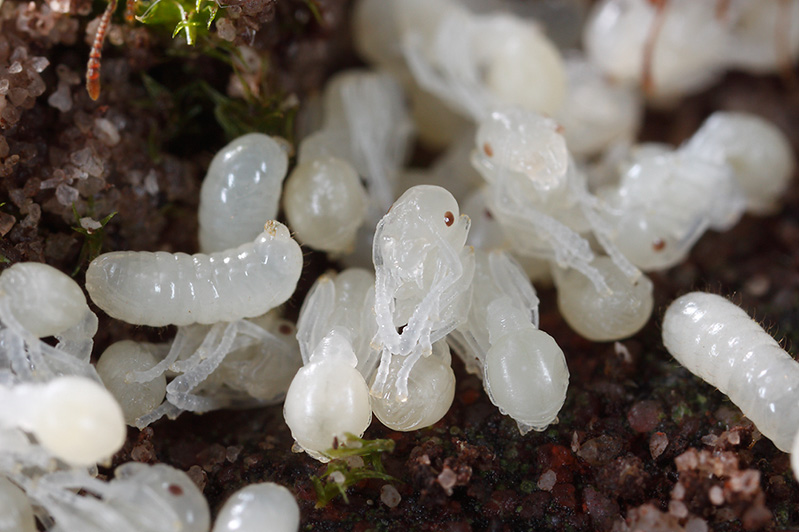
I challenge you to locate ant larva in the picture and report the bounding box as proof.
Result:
[663,291,799,452]
[85,221,302,327]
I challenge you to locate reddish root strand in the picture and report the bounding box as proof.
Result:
[642,0,669,96]
[86,0,117,101]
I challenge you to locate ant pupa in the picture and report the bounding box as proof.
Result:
[213,483,300,532]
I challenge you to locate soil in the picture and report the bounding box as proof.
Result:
[1,1,798,531]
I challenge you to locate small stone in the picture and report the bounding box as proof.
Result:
[627,400,661,433]
[668,500,687,518]
[685,517,708,532]
[55,183,79,206]
[225,445,242,462]
[437,467,457,494]
[0,79,8,94]
[537,469,556,491]
[216,17,236,41]
[144,170,159,195]
[649,432,668,459]
[186,465,207,491]
[0,212,15,236]
[8,61,22,74]
[47,82,72,112]
[93,117,120,146]
[30,56,49,73]
[672,482,685,500]
[380,484,401,508]
[708,485,724,505]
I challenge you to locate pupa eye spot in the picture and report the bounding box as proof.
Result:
[444,211,455,226]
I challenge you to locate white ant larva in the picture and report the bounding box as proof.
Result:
[726,0,799,74]
[85,221,303,327]
[0,376,126,466]
[662,291,799,452]
[283,328,372,462]
[212,482,300,532]
[198,133,289,253]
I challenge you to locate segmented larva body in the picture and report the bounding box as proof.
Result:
[662,292,799,452]
[86,221,302,327]
[198,134,288,253]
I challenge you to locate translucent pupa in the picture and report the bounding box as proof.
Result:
[371,185,474,400]
[662,291,799,452]
[18,463,210,532]
[283,328,372,461]
[212,482,299,532]
[471,107,641,294]
[123,310,302,427]
[0,262,99,383]
[0,376,125,466]
[584,0,730,98]
[449,249,568,433]
[198,133,289,253]
[86,221,302,327]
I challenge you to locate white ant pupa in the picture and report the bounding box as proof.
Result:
[212,482,300,532]
[96,341,168,426]
[662,291,799,452]
[449,249,568,433]
[726,0,799,74]
[471,107,641,294]
[124,310,302,427]
[371,185,474,401]
[283,328,372,462]
[0,376,125,466]
[198,133,289,253]
[16,463,210,532]
[398,1,566,119]
[597,138,747,271]
[85,221,303,327]
[584,0,730,99]
[283,157,368,254]
[370,339,456,432]
[0,477,36,532]
[0,262,99,383]
[682,111,796,215]
[296,269,378,379]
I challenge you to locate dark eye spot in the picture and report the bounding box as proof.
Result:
[652,238,666,251]
[168,484,184,496]
[483,143,493,157]
[279,323,293,335]
[444,211,454,226]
